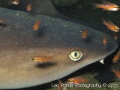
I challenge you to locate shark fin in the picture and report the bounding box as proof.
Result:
[7,0,60,17]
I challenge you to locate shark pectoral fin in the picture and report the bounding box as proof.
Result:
[7,0,60,16]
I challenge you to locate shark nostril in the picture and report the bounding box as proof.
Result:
[69,51,83,61]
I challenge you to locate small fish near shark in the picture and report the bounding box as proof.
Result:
[0,0,118,89]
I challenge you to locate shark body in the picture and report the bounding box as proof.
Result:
[0,0,118,89]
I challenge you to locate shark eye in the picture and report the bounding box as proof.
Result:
[69,51,83,61]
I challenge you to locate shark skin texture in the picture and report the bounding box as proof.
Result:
[0,7,118,89]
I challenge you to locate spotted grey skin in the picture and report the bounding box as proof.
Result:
[0,7,117,89]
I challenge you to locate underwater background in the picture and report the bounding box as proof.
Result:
[0,0,120,90]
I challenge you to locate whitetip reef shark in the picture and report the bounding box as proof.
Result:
[0,0,118,89]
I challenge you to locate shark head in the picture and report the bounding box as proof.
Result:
[0,0,118,89]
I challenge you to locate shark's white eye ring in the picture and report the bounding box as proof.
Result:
[69,51,83,61]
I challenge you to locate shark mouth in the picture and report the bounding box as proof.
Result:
[99,59,104,64]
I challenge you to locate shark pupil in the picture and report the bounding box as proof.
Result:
[74,52,77,57]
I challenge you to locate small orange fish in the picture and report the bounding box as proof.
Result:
[81,30,88,38]
[33,20,41,30]
[103,36,107,45]
[93,1,119,11]
[10,0,19,5]
[0,20,5,23]
[103,19,119,32]
[114,32,119,40]
[57,80,63,90]
[27,3,32,11]
[32,56,53,63]
[112,67,120,78]
[68,76,88,84]
[113,50,120,63]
